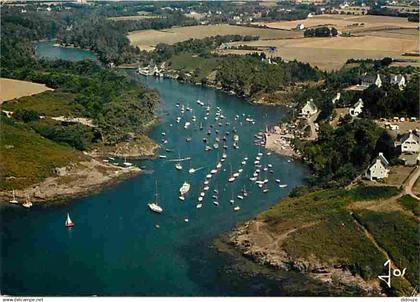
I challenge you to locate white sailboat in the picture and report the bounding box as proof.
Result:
[65,212,75,228]
[148,181,163,214]
[9,190,18,204]
[22,195,33,208]
[175,162,183,170]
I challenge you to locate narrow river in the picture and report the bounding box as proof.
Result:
[1,42,312,296]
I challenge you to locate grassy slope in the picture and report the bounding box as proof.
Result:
[257,186,417,295]
[0,118,84,190]
[1,91,83,117]
[168,54,221,81]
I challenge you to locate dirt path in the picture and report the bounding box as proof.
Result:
[403,165,420,201]
[351,212,414,290]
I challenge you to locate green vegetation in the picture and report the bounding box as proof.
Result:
[155,35,258,61]
[398,195,420,216]
[296,119,395,187]
[1,91,82,117]
[304,27,338,37]
[0,117,84,190]
[29,119,100,151]
[354,209,419,290]
[260,187,400,281]
[256,186,417,295]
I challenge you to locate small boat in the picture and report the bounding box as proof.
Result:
[275,179,281,184]
[222,153,227,159]
[22,195,32,208]
[198,196,203,202]
[200,192,205,197]
[9,190,18,204]
[206,174,212,179]
[179,195,185,201]
[216,162,222,169]
[184,122,190,129]
[213,201,219,206]
[279,184,288,188]
[184,218,189,223]
[65,212,75,228]
[161,132,166,136]
[258,152,263,156]
[233,172,240,178]
[244,157,248,161]
[234,206,240,212]
[210,169,218,174]
[179,182,191,195]
[238,169,243,173]
[237,195,244,200]
[213,143,219,149]
[228,177,235,182]
[263,189,269,193]
[175,163,183,170]
[205,146,212,151]
[267,152,271,156]
[123,157,133,167]
[203,186,209,191]
[196,203,203,209]
[204,180,209,185]
[185,137,192,142]
[268,164,273,168]
[241,161,246,165]
[159,155,167,159]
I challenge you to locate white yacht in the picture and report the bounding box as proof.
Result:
[179,182,191,195]
[9,190,18,204]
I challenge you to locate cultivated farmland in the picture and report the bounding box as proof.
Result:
[0,78,53,104]
[128,24,301,51]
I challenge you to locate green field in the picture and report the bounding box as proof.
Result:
[398,195,420,216]
[168,54,221,82]
[0,118,84,190]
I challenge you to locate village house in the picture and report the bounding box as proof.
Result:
[400,130,420,154]
[365,152,390,181]
[360,73,382,87]
[301,99,318,116]
[389,74,406,90]
[349,98,364,117]
[296,23,305,31]
[331,92,341,104]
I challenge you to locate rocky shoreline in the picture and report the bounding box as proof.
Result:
[226,220,383,296]
[0,135,159,205]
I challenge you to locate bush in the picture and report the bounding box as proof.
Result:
[13,109,40,122]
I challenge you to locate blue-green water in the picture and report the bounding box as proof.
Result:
[35,41,97,61]
[1,47,312,296]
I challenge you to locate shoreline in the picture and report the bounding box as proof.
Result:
[224,219,383,296]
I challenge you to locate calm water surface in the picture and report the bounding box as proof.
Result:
[1,47,311,296]
[35,41,97,62]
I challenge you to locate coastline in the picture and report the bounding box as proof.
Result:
[225,220,382,296]
[0,132,159,205]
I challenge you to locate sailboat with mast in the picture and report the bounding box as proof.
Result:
[65,212,75,228]
[9,189,18,204]
[148,181,163,214]
[22,194,33,208]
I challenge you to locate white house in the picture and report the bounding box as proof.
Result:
[400,131,420,154]
[365,152,390,181]
[296,24,305,31]
[331,92,341,104]
[349,98,364,117]
[389,74,406,90]
[374,74,382,87]
[301,99,318,116]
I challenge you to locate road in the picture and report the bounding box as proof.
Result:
[403,165,420,201]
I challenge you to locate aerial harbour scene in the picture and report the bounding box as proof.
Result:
[0,0,419,299]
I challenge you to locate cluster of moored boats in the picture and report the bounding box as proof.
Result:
[147,98,289,218]
[8,190,33,208]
